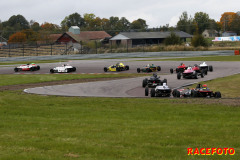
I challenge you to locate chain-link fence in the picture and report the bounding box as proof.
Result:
[0,41,158,57]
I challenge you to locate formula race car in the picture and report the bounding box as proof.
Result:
[14,63,40,72]
[191,84,221,98]
[172,84,221,98]
[170,63,187,74]
[145,83,172,97]
[177,65,204,79]
[104,63,129,72]
[50,64,76,73]
[142,73,167,88]
[137,64,161,73]
[199,62,213,74]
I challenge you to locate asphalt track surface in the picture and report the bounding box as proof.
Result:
[12,58,239,98]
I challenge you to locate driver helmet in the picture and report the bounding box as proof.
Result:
[180,63,183,65]
[203,84,207,88]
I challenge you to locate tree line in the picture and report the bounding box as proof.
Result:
[0,11,240,43]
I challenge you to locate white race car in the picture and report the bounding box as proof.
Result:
[14,63,40,72]
[145,83,172,97]
[50,64,76,73]
[199,62,213,74]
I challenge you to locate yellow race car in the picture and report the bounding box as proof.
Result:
[104,63,129,72]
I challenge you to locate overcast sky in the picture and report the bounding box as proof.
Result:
[0,0,239,28]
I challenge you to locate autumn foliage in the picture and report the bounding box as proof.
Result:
[8,32,27,43]
[219,12,236,31]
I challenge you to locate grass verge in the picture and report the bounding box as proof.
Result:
[186,73,240,98]
[0,73,145,86]
[0,91,240,160]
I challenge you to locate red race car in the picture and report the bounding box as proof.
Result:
[14,63,40,72]
[177,65,204,79]
[170,63,187,74]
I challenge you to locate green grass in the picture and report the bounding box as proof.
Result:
[0,91,240,160]
[0,74,144,86]
[187,73,240,98]
[0,74,240,159]
[140,55,240,61]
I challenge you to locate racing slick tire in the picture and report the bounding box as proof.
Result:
[50,69,54,73]
[194,72,198,79]
[104,67,108,72]
[177,72,181,80]
[125,65,129,70]
[30,67,35,71]
[145,87,149,96]
[209,65,213,72]
[157,66,161,71]
[170,68,174,74]
[172,89,177,97]
[176,91,180,97]
[204,69,208,75]
[150,88,155,97]
[37,65,40,70]
[215,92,221,98]
[201,70,204,78]
[142,79,148,88]
[14,68,19,72]
[137,68,141,73]
[192,90,198,97]
[72,67,76,72]
[116,67,120,72]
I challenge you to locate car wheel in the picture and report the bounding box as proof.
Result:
[37,66,40,70]
[14,68,18,72]
[145,87,149,96]
[103,67,107,72]
[137,68,140,73]
[215,92,221,98]
[142,79,148,88]
[150,88,155,97]
[205,69,208,75]
[201,70,204,78]
[125,65,129,70]
[172,89,177,97]
[170,68,173,74]
[177,72,181,79]
[194,72,198,79]
[72,67,76,72]
[209,65,213,72]
[192,90,198,97]
[176,91,180,97]
[50,69,54,73]
[30,67,35,71]
[157,66,161,71]
[116,67,120,72]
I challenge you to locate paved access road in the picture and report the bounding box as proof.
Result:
[23,59,240,97]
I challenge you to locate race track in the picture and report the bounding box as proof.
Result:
[18,59,240,97]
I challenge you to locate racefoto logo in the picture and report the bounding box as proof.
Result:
[187,148,235,156]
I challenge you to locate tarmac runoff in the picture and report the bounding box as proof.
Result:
[24,61,240,98]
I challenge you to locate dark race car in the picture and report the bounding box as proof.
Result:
[137,64,161,73]
[142,73,167,88]
[145,83,172,97]
[170,63,187,74]
[14,63,40,72]
[177,65,204,79]
[172,84,221,98]
[191,84,221,98]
